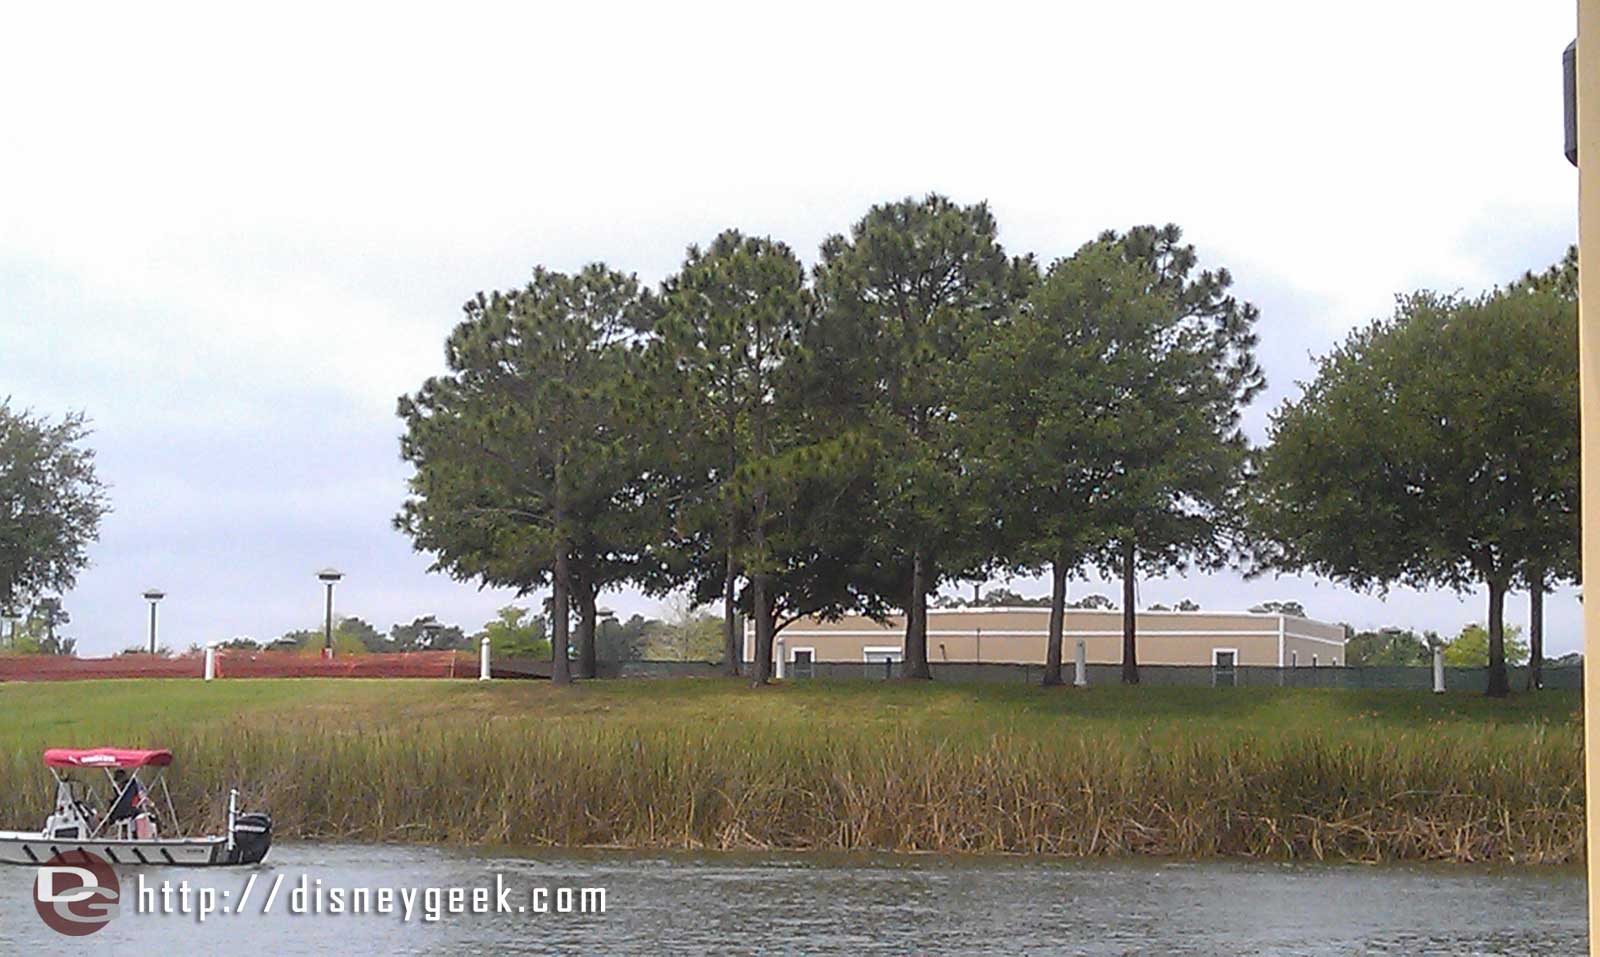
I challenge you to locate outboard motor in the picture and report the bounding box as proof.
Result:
[223,788,272,864]
[227,812,272,865]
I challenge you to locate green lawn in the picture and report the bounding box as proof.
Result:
[0,675,1575,751]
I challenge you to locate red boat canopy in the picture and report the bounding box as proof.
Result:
[43,748,173,770]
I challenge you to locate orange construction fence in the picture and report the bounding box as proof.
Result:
[0,650,470,681]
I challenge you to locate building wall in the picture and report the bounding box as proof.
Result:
[1282,632,1347,668]
[749,607,1348,670]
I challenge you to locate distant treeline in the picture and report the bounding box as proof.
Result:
[82,605,722,663]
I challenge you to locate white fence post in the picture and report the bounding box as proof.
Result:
[204,642,217,681]
[479,635,491,681]
[1432,647,1445,694]
[1073,639,1088,688]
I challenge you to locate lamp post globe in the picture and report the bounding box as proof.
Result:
[142,588,165,656]
[316,569,343,659]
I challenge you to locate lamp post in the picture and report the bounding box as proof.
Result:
[316,568,343,659]
[142,589,165,655]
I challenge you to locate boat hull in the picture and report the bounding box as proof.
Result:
[0,831,269,867]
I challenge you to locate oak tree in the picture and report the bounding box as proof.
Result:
[0,403,110,625]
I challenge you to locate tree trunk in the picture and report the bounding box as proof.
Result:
[723,524,741,677]
[575,577,597,680]
[749,574,775,686]
[1042,559,1068,687]
[903,549,933,679]
[551,549,572,686]
[1484,574,1509,698]
[1526,566,1545,692]
[1120,538,1139,685]
[751,577,778,686]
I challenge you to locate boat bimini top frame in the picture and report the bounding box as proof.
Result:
[52,765,183,840]
[42,747,183,841]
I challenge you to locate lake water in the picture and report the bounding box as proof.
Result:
[0,842,1584,955]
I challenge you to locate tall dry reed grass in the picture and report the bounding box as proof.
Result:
[2,714,1577,863]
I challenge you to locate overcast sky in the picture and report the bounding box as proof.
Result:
[0,2,1582,656]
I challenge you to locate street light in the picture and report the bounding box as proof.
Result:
[316,568,343,659]
[142,588,165,655]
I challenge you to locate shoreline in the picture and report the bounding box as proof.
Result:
[297,839,1596,874]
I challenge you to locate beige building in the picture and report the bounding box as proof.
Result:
[747,607,1347,677]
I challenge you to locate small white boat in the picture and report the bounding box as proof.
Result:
[0,747,271,867]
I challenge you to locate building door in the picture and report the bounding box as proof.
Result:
[791,649,814,680]
[1213,650,1237,688]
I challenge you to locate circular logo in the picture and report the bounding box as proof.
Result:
[33,849,120,936]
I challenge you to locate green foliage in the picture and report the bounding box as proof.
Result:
[1249,601,1307,618]
[397,264,648,589]
[936,587,1051,608]
[641,613,723,662]
[0,404,111,614]
[0,631,44,655]
[337,616,386,651]
[383,201,1577,695]
[1083,225,1264,581]
[1445,623,1531,668]
[1256,288,1578,591]
[389,616,467,651]
[1344,628,1432,667]
[273,618,375,656]
[1253,279,1578,695]
[965,241,1163,579]
[648,230,875,678]
[1068,594,1116,610]
[595,613,651,662]
[396,264,652,681]
[1,598,75,655]
[477,605,550,659]
[1512,244,1577,301]
[811,194,1030,675]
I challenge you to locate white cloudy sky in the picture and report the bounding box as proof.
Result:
[0,2,1582,655]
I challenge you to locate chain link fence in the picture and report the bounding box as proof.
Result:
[799,660,1582,690]
[491,656,1581,690]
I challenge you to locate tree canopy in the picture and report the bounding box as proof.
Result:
[396,265,650,684]
[1077,226,1264,683]
[0,403,110,619]
[1343,627,1433,667]
[1444,622,1531,669]
[1252,284,1578,696]
[389,197,1574,691]
[811,194,1029,678]
[964,239,1182,683]
[650,230,871,684]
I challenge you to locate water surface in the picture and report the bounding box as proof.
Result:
[0,843,1583,955]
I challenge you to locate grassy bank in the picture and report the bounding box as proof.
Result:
[0,678,1581,863]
